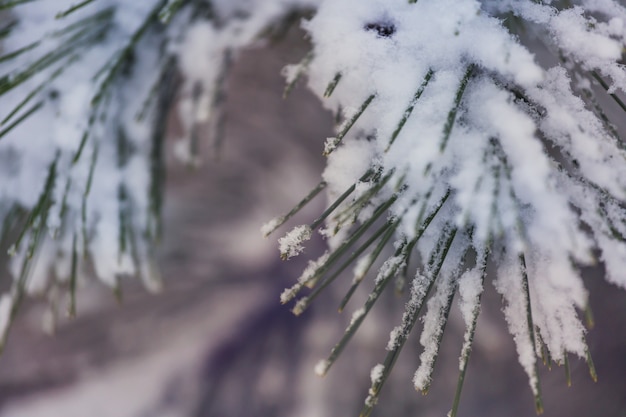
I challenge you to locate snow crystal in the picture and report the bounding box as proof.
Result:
[261,217,283,237]
[282,63,302,86]
[349,307,366,327]
[352,253,373,282]
[364,363,385,407]
[413,273,455,392]
[280,287,299,306]
[457,267,483,329]
[370,363,385,385]
[279,225,312,260]
[291,297,309,316]
[385,269,437,352]
[315,359,330,377]
[374,255,405,286]
[386,326,402,351]
[280,252,330,304]
[494,251,541,395]
[323,137,340,155]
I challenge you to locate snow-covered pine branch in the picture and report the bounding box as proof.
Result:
[1,0,626,415]
[0,0,318,347]
[267,0,626,415]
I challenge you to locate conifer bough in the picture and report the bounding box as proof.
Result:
[1,0,626,415]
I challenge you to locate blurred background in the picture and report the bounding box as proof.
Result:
[0,28,625,417]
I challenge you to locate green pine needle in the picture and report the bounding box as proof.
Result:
[324,93,376,156]
[0,0,37,11]
[309,168,379,232]
[55,0,97,19]
[519,252,544,415]
[158,0,188,24]
[1,56,77,126]
[386,69,433,151]
[360,226,458,417]
[450,245,490,417]
[319,240,409,377]
[584,304,595,329]
[439,65,474,153]
[0,100,43,139]
[564,352,571,387]
[291,189,405,315]
[585,345,598,382]
[283,51,313,98]
[338,220,398,312]
[417,275,459,395]
[592,71,626,114]
[0,40,41,64]
[324,72,342,98]
[263,180,327,237]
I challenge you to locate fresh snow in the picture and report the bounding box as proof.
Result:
[279,225,312,260]
[0,0,322,333]
[314,359,331,377]
[2,0,626,408]
[297,0,625,398]
[280,252,329,304]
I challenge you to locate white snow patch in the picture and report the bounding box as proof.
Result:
[279,225,312,259]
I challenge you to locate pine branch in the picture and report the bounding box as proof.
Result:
[1,1,626,416]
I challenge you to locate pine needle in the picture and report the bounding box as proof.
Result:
[519,252,544,415]
[449,244,490,417]
[360,226,458,417]
[584,304,595,329]
[319,240,409,377]
[158,0,187,24]
[323,172,385,230]
[439,65,474,153]
[386,69,433,151]
[262,180,327,237]
[283,51,313,98]
[0,100,43,139]
[563,352,571,387]
[55,0,97,19]
[592,71,626,114]
[339,220,398,312]
[0,0,38,10]
[584,345,598,382]
[291,189,405,315]
[324,72,342,98]
[323,94,376,156]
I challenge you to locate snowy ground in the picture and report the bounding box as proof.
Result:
[0,28,625,417]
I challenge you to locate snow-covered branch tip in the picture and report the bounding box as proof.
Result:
[0,0,318,348]
[266,0,626,415]
[1,0,626,415]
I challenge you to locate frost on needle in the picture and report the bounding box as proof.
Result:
[267,0,626,415]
